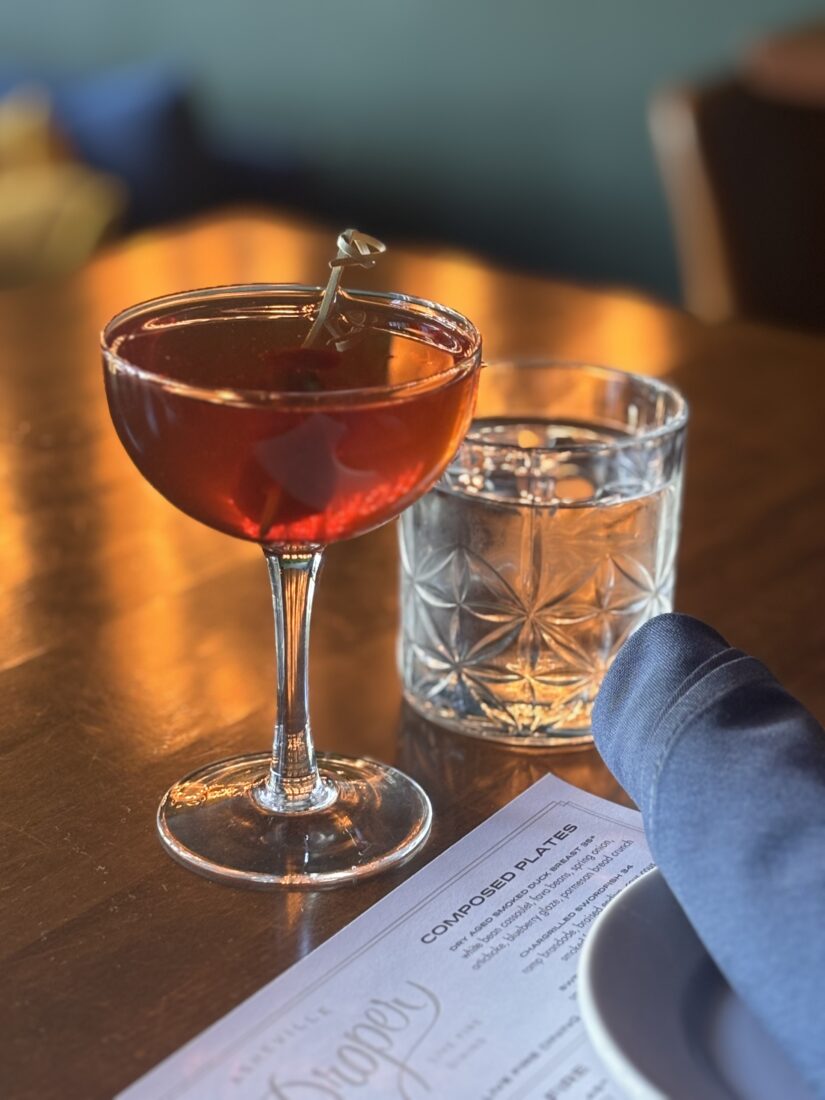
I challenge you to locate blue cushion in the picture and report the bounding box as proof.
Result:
[52,64,214,227]
[0,61,310,230]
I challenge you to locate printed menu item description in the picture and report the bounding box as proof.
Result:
[120,775,653,1100]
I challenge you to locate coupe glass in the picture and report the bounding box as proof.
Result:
[102,284,481,886]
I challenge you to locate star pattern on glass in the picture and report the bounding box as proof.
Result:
[400,483,680,734]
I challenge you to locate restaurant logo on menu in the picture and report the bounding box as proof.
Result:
[260,981,441,1100]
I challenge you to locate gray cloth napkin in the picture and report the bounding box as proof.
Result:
[592,613,825,1098]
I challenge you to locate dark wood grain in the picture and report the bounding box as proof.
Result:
[1,211,823,1099]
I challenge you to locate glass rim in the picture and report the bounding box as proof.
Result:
[465,359,688,455]
[100,283,482,407]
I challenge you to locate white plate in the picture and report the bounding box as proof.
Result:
[578,868,815,1100]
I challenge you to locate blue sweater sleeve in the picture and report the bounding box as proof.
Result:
[593,613,825,1099]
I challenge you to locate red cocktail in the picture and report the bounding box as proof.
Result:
[102,284,481,887]
[105,289,477,545]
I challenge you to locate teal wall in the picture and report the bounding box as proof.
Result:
[2,0,821,298]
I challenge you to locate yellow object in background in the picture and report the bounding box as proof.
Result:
[0,85,125,286]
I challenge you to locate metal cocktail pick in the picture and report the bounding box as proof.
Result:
[303,228,387,348]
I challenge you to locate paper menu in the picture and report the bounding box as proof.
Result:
[119,775,653,1100]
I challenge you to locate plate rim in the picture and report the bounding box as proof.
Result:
[578,866,668,1100]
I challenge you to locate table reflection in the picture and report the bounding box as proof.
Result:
[396,701,631,824]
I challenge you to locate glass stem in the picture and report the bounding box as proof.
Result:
[256,547,337,814]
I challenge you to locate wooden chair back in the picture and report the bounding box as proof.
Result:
[650,79,825,330]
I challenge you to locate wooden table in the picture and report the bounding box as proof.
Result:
[2,212,823,1099]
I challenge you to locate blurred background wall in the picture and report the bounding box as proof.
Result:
[2,0,822,300]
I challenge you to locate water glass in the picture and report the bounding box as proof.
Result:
[399,361,688,746]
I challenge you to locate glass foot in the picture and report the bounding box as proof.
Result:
[156,752,432,888]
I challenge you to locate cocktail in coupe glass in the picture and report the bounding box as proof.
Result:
[102,283,481,887]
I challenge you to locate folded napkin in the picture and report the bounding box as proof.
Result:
[592,613,825,1098]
